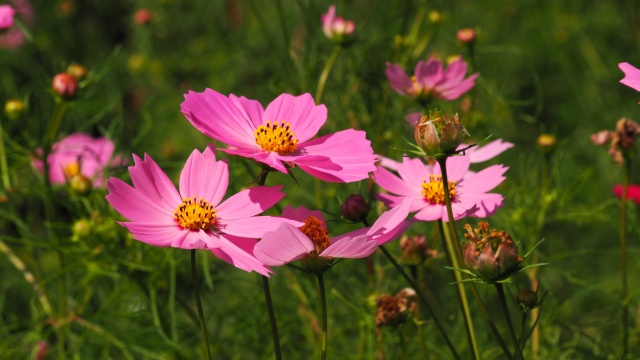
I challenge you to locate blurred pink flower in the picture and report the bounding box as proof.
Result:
[386,56,479,103]
[613,184,640,205]
[33,133,122,187]
[181,90,376,182]
[0,0,34,49]
[0,5,15,30]
[374,154,507,222]
[106,147,299,276]
[619,62,640,98]
[321,5,355,44]
[254,200,411,268]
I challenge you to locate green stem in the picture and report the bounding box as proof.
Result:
[379,245,461,360]
[437,157,480,360]
[495,283,524,360]
[44,101,69,149]
[0,121,10,191]
[317,273,328,360]
[258,171,283,360]
[191,250,211,360]
[314,45,341,104]
[621,158,630,357]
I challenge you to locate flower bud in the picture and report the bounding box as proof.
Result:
[537,133,556,153]
[428,10,442,24]
[463,222,522,283]
[36,340,48,360]
[66,63,88,81]
[4,99,26,120]
[341,194,368,221]
[52,73,78,100]
[68,174,92,195]
[457,28,476,44]
[414,111,469,157]
[321,5,356,45]
[134,8,152,25]
[71,218,92,241]
[516,289,539,311]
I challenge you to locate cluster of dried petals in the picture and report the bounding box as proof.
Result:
[399,234,439,265]
[463,222,522,283]
[375,288,417,328]
[590,117,640,165]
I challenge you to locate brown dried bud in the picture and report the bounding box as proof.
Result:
[591,118,640,165]
[341,194,368,221]
[516,289,539,311]
[52,73,78,100]
[463,222,522,283]
[399,234,438,265]
[375,288,417,328]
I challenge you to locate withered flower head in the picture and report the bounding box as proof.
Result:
[414,110,469,158]
[399,234,439,265]
[591,117,640,165]
[463,222,522,283]
[375,288,418,328]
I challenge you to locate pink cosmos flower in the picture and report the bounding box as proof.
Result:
[321,5,355,44]
[33,133,123,187]
[0,0,34,49]
[374,154,507,222]
[254,199,412,267]
[386,56,479,102]
[106,146,300,276]
[613,184,640,205]
[378,138,513,172]
[0,5,15,30]
[619,62,640,99]
[181,90,377,183]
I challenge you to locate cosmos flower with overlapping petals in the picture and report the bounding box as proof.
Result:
[254,200,412,269]
[181,90,377,183]
[374,154,507,222]
[33,132,123,187]
[106,146,301,276]
[386,56,478,103]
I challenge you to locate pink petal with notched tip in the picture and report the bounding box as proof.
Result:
[129,153,182,210]
[396,157,432,188]
[433,155,470,182]
[320,235,378,258]
[263,93,327,143]
[374,166,416,196]
[438,74,479,100]
[254,223,315,266]
[619,62,640,93]
[216,185,285,220]
[179,147,229,206]
[218,215,302,239]
[458,165,508,194]
[106,178,172,223]
[181,89,257,149]
[119,222,186,247]
[465,139,513,163]
[415,59,443,89]
[211,234,273,276]
[229,94,264,128]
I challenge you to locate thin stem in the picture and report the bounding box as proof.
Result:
[191,250,211,360]
[495,284,524,360]
[44,101,69,149]
[258,171,283,360]
[437,157,480,360]
[314,45,341,104]
[317,273,328,360]
[0,121,10,191]
[621,158,630,357]
[379,245,461,360]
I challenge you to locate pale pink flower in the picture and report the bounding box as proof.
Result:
[0,5,15,30]
[106,146,299,276]
[619,62,640,98]
[374,154,507,222]
[386,56,479,102]
[33,133,123,187]
[181,90,376,182]
[321,5,355,44]
[254,200,412,268]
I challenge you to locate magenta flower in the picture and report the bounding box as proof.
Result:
[0,5,15,30]
[374,154,507,222]
[254,200,412,268]
[613,184,640,206]
[321,5,355,44]
[619,62,640,98]
[386,56,479,102]
[181,90,376,182]
[33,133,122,187]
[106,147,300,276]
[0,0,34,49]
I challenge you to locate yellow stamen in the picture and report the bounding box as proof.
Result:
[254,121,298,155]
[174,197,217,231]
[421,174,456,205]
[63,161,81,178]
[300,215,330,253]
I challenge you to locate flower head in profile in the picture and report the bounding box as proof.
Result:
[33,133,123,188]
[181,90,376,182]
[106,146,300,276]
[0,5,16,30]
[321,5,355,45]
[254,200,411,273]
[374,154,507,222]
[591,117,640,165]
[386,56,479,103]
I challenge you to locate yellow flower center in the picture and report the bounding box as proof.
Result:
[254,121,298,155]
[421,174,456,205]
[174,197,217,231]
[300,215,330,253]
[63,161,81,178]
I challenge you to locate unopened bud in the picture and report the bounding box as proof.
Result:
[457,28,476,43]
[516,289,539,311]
[428,10,442,24]
[341,194,368,221]
[66,63,88,81]
[134,8,152,25]
[52,73,78,100]
[463,222,523,283]
[537,134,556,153]
[4,99,26,120]
[71,218,92,241]
[415,111,469,158]
[68,174,92,195]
